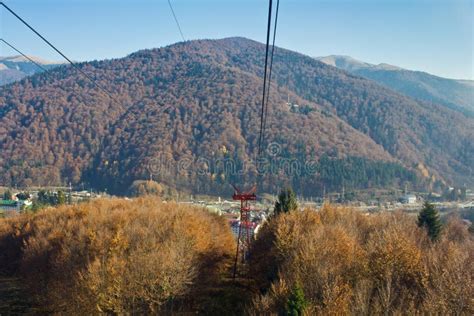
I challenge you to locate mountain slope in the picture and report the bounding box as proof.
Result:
[0,55,63,86]
[88,51,395,194]
[211,38,473,183]
[316,55,474,116]
[0,38,472,194]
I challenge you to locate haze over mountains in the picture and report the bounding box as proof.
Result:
[0,37,472,195]
[316,55,474,116]
[0,55,63,86]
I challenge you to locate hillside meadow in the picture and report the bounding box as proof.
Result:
[0,198,472,314]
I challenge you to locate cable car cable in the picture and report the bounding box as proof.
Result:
[167,0,186,42]
[0,2,120,103]
[261,0,280,152]
[257,0,274,158]
[0,38,49,72]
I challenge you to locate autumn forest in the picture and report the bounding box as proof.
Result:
[1,38,472,196]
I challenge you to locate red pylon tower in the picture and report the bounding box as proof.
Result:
[231,185,257,279]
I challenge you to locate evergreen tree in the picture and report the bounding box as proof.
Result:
[2,190,12,200]
[37,190,49,204]
[274,188,298,215]
[286,283,308,316]
[36,190,66,208]
[16,192,31,200]
[417,201,442,241]
[57,190,66,205]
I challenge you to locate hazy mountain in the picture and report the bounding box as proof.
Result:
[0,38,472,195]
[0,55,63,86]
[316,55,403,72]
[316,55,474,116]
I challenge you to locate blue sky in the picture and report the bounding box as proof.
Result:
[1,0,473,79]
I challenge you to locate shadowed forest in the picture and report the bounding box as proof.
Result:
[0,198,472,314]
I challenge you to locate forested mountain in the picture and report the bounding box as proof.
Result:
[0,56,63,86]
[0,38,472,195]
[316,55,474,116]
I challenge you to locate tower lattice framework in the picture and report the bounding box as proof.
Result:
[232,185,257,279]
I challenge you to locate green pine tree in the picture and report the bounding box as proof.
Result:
[286,283,308,316]
[16,192,31,200]
[37,190,48,204]
[57,190,66,205]
[274,188,298,215]
[2,190,12,201]
[417,201,442,241]
[3,191,12,200]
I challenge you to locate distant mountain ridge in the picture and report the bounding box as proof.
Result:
[316,55,403,72]
[0,55,63,86]
[316,55,474,116]
[0,38,472,195]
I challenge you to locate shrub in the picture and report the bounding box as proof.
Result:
[249,205,474,314]
[128,180,164,197]
[0,197,235,314]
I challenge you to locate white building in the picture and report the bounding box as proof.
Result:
[401,194,417,204]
